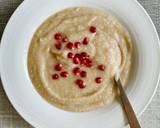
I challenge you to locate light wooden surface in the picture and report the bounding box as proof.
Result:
[0,0,160,127]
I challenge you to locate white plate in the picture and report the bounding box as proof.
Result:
[0,0,160,128]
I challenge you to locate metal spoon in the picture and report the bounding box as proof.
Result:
[114,78,141,128]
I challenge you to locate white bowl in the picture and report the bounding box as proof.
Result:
[0,0,160,128]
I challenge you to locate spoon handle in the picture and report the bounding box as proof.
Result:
[114,79,141,128]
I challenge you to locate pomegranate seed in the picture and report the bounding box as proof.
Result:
[67,42,74,50]
[67,52,74,59]
[95,77,103,84]
[80,59,87,65]
[60,72,69,78]
[86,62,93,68]
[73,57,79,64]
[74,42,81,49]
[54,64,63,71]
[80,52,87,57]
[83,52,90,57]
[89,26,97,33]
[98,64,106,71]
[74,53,80,58]
[80,71,87,78]
[62,37,68,42]
[54,33,62,40]
[79,82,86,89]
[79,53,87,61]
[82,37,89,45]
[55,43,62,50]
[75,79,86,89]
[73,67,81,75]
[79,56,84,61]
[86,58,92,63]
[75,79,82,84]
[86,55,90,59]
[52,74,59,79]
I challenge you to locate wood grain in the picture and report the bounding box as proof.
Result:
[114,79,141,128]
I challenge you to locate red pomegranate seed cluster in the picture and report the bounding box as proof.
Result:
[73,67,87,78]
[52,63,69,80]
[52,26,105,89]
[75,79,86,89]
[60,72,69,78]
[68,52,93,68]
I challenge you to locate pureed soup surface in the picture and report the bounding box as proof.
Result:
[28,7,132,112]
